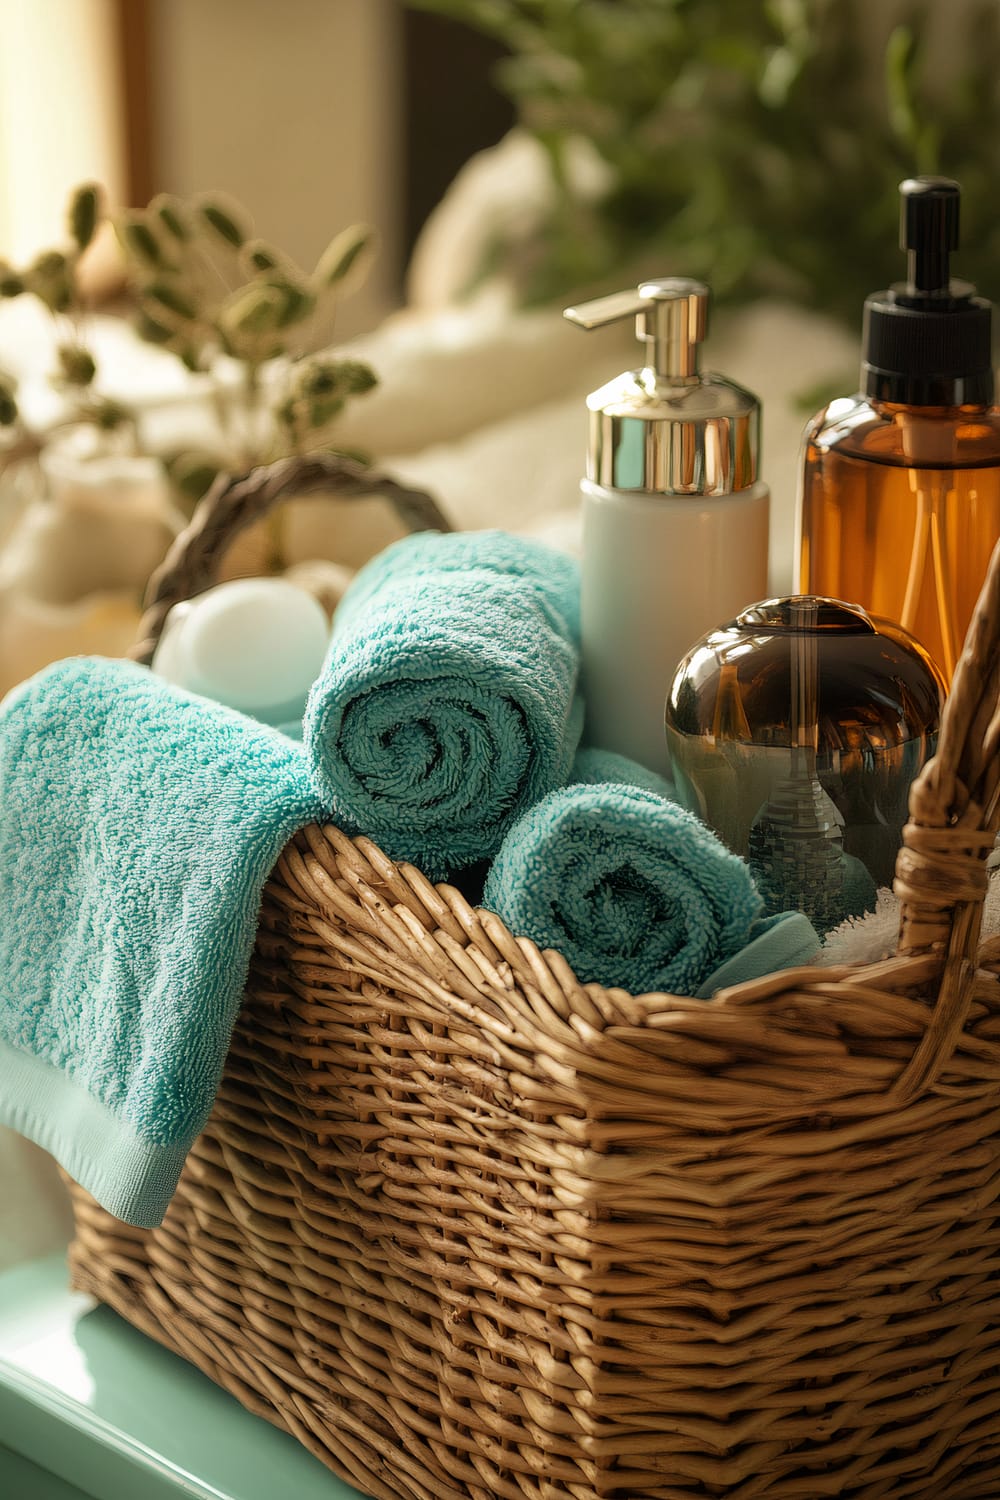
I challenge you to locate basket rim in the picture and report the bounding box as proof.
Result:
[263,820,1000,1127]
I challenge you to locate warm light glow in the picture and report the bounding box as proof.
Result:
[0,0,125,259]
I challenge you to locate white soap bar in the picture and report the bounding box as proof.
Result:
[152,578,330,725]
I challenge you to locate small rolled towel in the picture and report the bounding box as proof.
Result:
[482,747,765,995]
[0,656,324,1228]
[304,529,584,879]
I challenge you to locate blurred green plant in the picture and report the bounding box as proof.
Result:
[0,183,136,481]
[406,0,1000,323]
[115,194,379,507]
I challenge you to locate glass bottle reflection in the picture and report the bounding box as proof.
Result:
[665,596,945,931]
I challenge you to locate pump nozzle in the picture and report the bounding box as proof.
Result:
[564,278,708,381]
[564,274,760,496]
[861,175,992,406]
[900,177,960,296]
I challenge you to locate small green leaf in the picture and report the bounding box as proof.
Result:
[77,396,131,433]
[24,250,73,312]
[134,310,176,346]
[56,344,97,386]
[117,214,165,269]
[198,197,249,248]
[274,397,297,431]
[30,250,68,279]
[305,395,346,430]
[241,239,282,272]
[0,375,19,426]
[297,357,377,399]
[267,276,316,327]
[150,194,190,240]
[298,362,338,397]
[218,284,287,337]
[164,449,221,506]
[144,281,199,321]
[68,182,101,251]
[312,224,376,286]
[337,359,378,396]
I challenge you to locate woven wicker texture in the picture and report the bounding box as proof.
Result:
[129,452,453,667]
[66,464,1000,1498]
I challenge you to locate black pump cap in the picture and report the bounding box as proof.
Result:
[861,177,994,406]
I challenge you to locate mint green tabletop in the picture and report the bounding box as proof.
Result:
[0,1253,370,1500]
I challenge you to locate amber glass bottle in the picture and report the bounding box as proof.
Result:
[798,178,1000,684]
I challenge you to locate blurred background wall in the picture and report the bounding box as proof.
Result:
[0,0,990,332]
[0,0,514,338]
[146,0,404,338]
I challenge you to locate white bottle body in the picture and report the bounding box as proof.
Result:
[581,477,770,775]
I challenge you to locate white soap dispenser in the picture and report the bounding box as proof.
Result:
[564,277,770,774]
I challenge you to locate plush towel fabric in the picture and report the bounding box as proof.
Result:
[482,748,763,995]
[570,745,675,800]
[695,910,820,997]
[304,530,584,880]
[0,657,323,1228]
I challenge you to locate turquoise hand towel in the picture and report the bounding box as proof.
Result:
[482,748,763,995]
[695,911,820,998]
[0,657,324,1229]
[303,529,584,880]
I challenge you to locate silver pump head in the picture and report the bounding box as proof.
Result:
[563,276,761,496]
[564,277,709,380]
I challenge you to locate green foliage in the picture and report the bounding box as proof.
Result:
[0,372,19,428]
[0,182,139,469]
[161,449,225,511]
[198,200,248,248]
[55,344,97,388]
[313,224,378,287]
[68,183,100,252]
[24,250,74,314]
[115,192,380,502]
[118,214,165,269]
[275,357,380,453]
[406,0,1000,322]
[116,192,376,374]
[0,184,380,512]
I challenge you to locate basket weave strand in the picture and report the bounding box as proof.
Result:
[66,461,1000,1499]
[129,452,453,666]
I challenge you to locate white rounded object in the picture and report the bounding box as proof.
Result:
[152,578,330,722]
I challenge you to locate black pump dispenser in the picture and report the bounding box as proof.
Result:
[861,177,993,407]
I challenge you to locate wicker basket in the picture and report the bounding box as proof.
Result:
[66,457,1000,1499]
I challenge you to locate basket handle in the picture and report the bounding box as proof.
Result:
[890,535,1000,1099]
[129,451,453,665]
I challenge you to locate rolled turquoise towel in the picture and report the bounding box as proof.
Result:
[303,530,584,880]
[0,657,324,1228]
[482,748,764,995]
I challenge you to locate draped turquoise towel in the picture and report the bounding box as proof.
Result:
[303,530,584,880]
[0,657,323,1229]
[483,747,803,996]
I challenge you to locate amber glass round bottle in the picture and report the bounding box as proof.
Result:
[799,398,1000,681]
[797,177,1000,684]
